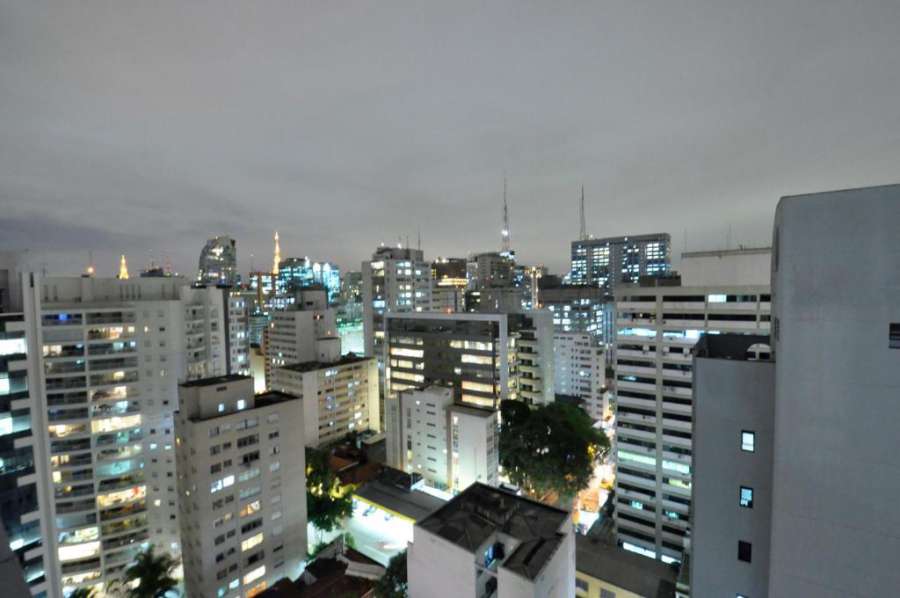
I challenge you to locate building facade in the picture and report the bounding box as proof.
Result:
[409,483,575,598]
[175,375,306,598]
[277,258,341,305]
[569,233,670,294]
[197,236,239,287]
[269,354,379,448]
[384,385,498,493]
[383,311,554,410]
[613,275,770,563]
[552,332,607,421]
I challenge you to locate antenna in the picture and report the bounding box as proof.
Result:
[579,185,587,241]
[501,176,510,253]
[417,228,421,251]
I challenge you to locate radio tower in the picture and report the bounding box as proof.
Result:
[501,177,511,253]
[579,185,587,241]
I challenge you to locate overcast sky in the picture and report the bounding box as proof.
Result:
[2,1,899,277]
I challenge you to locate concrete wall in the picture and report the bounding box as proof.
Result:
[408,527,477,598]
[679,247,771,287]
[769,185,900,596]
[692,356,774,598]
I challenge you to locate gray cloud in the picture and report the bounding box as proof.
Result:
[1,1,899,276]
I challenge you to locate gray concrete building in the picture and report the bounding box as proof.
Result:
[691,334,774,598]
[570,233,670,294]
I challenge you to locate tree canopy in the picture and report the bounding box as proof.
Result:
[121,545,178,598]
[373,550,408,598]
[305,447,354,532]
[499,400,609,503]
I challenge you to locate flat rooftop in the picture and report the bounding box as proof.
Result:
[280,353,370,373]
[416,483,570,580]
[354,474,445,522]
[447,403,495,418]
[576,535,676,598]
[179,373,250,388]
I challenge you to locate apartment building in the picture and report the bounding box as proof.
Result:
[12,272,230,596]
[268,353,379,448]
[175,375,306,598]
[553,332,607,421]
[384,385,498,493]
[263,289,339,389]
[613,250,770,564]
[408,483,575,598]
[383,311,554,409]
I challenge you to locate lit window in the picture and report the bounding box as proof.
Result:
[740,486,754,508]
[741,431,755,452]
[237,399,246,410]
[218,403,225,413]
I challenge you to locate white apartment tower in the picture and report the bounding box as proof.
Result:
[552,332,607,421]
[175,375,306,598]
[409,483,575,598]
[15,273,229,596]
[612,248,771,564]
[269,354,379,448]
[263,289,339,389]
[384,385,499,493]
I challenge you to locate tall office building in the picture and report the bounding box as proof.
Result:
[431,257,468,313]
[384,385,498,493]
[408,483,575,598]
[277,258,341,305]
[197,236,239,287]
[552,332,607,421]
[269,354,379,448]
[569,233,671,294]
[384,311,554,409]
[8,272,230,597]
[612,248,770,564]
[175,375,307,598]
[689,185,900,596]
[224,290,250,376]
[263,289,339,389]
[538,284,611,343]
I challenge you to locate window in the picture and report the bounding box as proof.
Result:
[237,399,247,410]
[575,578,588,592]
[740,486,754,508]
[600,590,616,598]
[738,540,752,563]
[741,431,755,452]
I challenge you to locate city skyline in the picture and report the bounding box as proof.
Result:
[4,2,900,276]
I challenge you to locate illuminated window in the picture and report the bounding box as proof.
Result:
[241,532,264,552]
[740,486,754,508]
[741,431,755,452]
[243,565,266,585]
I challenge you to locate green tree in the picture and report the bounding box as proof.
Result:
[373,550,408,598]
[306,447,354,533]
[499,400,609,504]
[122,545,179,598]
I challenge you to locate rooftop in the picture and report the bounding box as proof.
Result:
[179,373,250,388]
[447,403,496,418]
[693,333,772,361]
[681,246,771,259]
[280,352,371,373]
[416,483,570,580]
[576,535,677,598]
[354,468,446,522]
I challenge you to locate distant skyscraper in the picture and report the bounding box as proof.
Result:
[277,257,341,304]
[569,233,671,294]
[197,236,238,286]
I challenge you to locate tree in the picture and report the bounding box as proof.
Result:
[373,550,408,598]
[306,447,354,533]
[499,400,609,504]
[122,545,179,598]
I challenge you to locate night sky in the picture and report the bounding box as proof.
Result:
[2,1,899,277]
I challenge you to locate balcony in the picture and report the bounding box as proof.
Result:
[99,501,147,523]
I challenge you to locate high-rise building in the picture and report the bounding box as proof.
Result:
[553,332,607,421]
[175,375,307,598]
[689,185,900,596]
[12,273,229,596]
[384,385,498,493]
[277,258,341,304]
[263,289,339,389]
[383,311,554,409]
[538,284,611,343]
[569,233,671,294]
[408,483,575,598]
[0,257,51,596]
[224,290,250,376]
[612,249,770,564]
[269,354,379,448]
[197,236,239,287]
